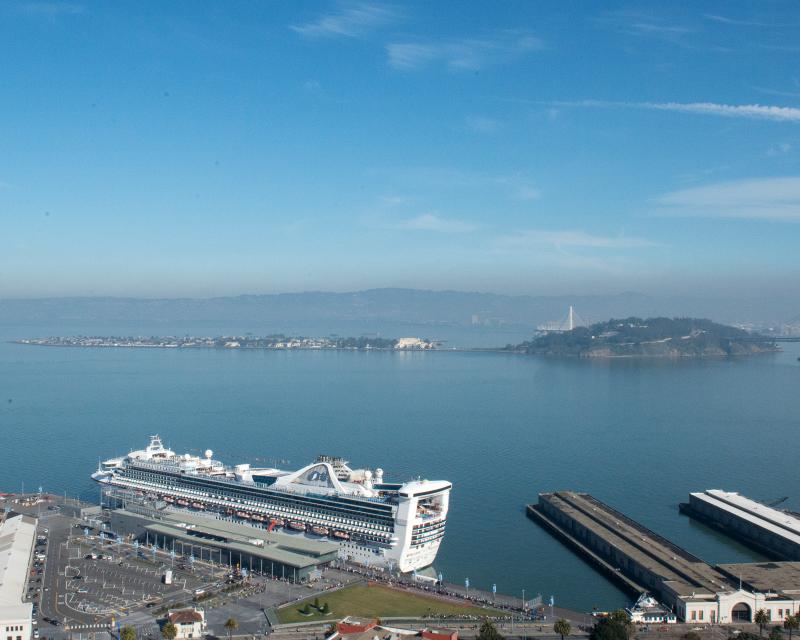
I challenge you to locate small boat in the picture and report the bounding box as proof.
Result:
[191,502,204,510]
[288,521,306,532]
[332,530,350,540]
[164,496,175,503]
[236,511,251,519]
[310,526,329,537]
[176,498,189,507]
[251,514,265,522]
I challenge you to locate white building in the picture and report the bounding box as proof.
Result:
[166,608,206,639]
[0,515,37,640]
[677,562,800,624]
[394,337,432,350]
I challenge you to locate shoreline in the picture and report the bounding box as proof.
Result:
[8,339,782,359]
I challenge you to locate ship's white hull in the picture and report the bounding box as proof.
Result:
[94,472,447,573]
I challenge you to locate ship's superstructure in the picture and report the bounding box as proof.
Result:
[92,436,450,572]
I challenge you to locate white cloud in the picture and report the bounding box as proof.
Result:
[290,2,397,39]
[464,115,502,133]
[555,99,800,122]
[387,31,543,71]
[13,2,84,17]
[766,143,792,157]
[704,13,799,28]
[516,186,541,201]
[398,214,477,233]
[656,177,800,220]
[497,229,655,250]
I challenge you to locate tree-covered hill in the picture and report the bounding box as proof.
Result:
[512,317,777,358]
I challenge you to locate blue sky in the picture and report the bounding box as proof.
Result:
[1,0,799,298]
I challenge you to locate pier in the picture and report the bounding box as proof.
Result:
[680,490,800,561]
[527,492,800,624]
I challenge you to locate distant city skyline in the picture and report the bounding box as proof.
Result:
[1,1,799,299]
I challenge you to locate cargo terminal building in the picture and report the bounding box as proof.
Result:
[0,515,37,640]
[109,507,339,582]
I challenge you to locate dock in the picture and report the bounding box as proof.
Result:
[528,491,800,624]
[527,492,733,606]
[680,490,800,561]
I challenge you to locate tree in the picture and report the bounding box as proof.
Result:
[120,626,137,640]
[756,610,771,637]
[319,602,330,615]
[313,597,320,609]
[589,617,631,640]
[554,618,571,640]
[785,615,799,640]
[476,618,504,640]
[161,622,177,640]
[224,617,239,640]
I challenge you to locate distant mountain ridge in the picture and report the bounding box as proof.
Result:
[0,288,795,332]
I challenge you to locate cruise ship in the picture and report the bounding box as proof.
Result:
[92,436,451,572]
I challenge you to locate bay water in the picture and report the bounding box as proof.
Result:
[1,323,798,611]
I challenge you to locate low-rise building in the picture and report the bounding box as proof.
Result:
[166,608,206,639]
[327,617,457,640]
[0,515,37,640]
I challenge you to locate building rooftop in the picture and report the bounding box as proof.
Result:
[168,608,204,624]
[114,508,338,569]
[692,491,800,545]
[716,562,800,597]
[0,514,36,621]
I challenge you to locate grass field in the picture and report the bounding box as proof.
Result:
[277,583,502,623]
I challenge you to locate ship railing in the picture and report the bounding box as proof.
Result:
[110,477,396,538]
[128,460,394,503]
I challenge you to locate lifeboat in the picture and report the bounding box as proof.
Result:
[135,490,144,496]
[310,526,329,537]
[288,521,306,532]
[236,511,251,519]
[332,530,350,540]
[191,502,204,510]
[251,514,265,522]
[164,496,175,503]
[176,498,189,507]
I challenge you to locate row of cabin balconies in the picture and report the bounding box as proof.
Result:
[112,477,397,541]
[128,469,394,522]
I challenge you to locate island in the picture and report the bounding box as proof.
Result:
[509,317,778,358]
[13,334,438,351]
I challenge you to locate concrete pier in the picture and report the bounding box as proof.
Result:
[526,492,800,623]
[527,492,733,619]
[680,490,800,561]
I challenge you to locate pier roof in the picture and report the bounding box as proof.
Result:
[716,562,800,596]
[692,491,800,544]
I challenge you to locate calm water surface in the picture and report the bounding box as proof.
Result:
[1,325,798,611]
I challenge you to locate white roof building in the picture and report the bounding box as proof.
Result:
[0,514,37,640]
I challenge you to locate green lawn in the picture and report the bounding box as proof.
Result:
[277,583,502,623]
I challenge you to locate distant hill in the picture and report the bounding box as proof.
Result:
[0,289,796,336]
[513,317,777,358]
[0,289,655,329]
